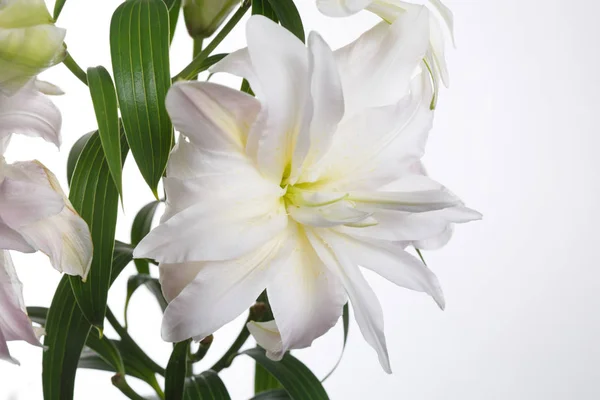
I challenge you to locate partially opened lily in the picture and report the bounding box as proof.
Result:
[0,67,92,362]
[317,0,454,107]
[0,0,66,95]
[135,11,479,372]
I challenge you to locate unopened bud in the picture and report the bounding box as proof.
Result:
[182,0,238,39]
[0,0,66,95]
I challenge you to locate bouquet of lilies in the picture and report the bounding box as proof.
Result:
[0,0,479,398]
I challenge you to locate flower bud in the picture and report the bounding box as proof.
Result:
[182,0,238,39]
[0,0,66,95]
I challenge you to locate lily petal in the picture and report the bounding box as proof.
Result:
[315,70,433,190]
[161,234,288,342]
[166,81,261,153]
[306,228,392,373]
[246,320,284,360]
[0,223,34,253]
[333,7,430,115]
[0,251,42,364]
[289,200,372,228]
[327,231,445,308]
[135,195,287,264]
[4,161,92,278]
[0,83,62,147]
[292,32,345,183]
[244,15,311,182]
[0,177,64,229]
[266,224,346,358]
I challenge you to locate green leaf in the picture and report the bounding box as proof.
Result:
[79,343,164,396]
[87,66,123,199]
[322,303,349,381]
[163,0,182,41]
[243,348,329,400]
[68,132,129,329]
[266,0,304,43]
[125,274,167,327]
[43,243,133,400]
[252,0,278,21]
[184,371,231,400]
[255,362,283,394]
[131,200,161,274]
[110,0,173,197]
[66,132,93,186]
[54,0,67,20]
[165,340,190,400]
[251,390,291,400]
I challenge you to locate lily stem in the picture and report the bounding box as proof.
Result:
[210,303,266,372]
[62,52,88,86]
[173,0,251,81]
[106,307,166,376]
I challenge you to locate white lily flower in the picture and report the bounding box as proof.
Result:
[0,250,44,364]
[0,0,66,95]
[0,151,92,364]
[318,0,454,107]
[0,153,92,278]
[135,12,480,373]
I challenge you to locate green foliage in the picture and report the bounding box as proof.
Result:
[165,340,190,400]
[42,243,133,400]
[125,274,167,327]
[68,132,129,329]
[110,0,173,197]
[244,348,329,400]
[87,66,123,199]
[184,371,231,400]
[131,200,162,274]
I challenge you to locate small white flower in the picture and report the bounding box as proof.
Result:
[318,0,454,107]
[135,12,479,372]
[0,0,67,95]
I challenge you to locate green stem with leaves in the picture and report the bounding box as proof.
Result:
[173,0,251,81]
[106,307,165,376]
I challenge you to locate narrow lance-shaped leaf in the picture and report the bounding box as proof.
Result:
[131,200,161,274]
[266,0,304,43]
[43,243,134,400]
[243,347,329,400]
[184,370,231,400]
[110,0,173,197]
[67,132,93,186]
[165,340,190,400]
[69,133,129,329]
[87,66,123,199]
[125,274,167,327]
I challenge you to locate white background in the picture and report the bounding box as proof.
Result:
[2,0,600,399]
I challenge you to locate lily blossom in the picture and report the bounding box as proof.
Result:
[135,11,479,373]
[0,77,91,363]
